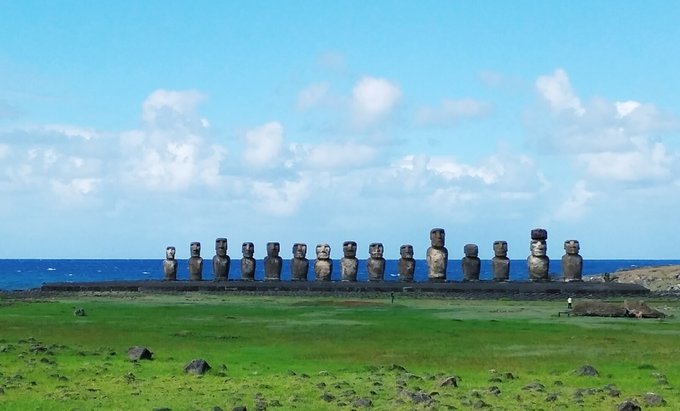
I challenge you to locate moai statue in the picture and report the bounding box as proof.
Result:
[241,242,256,281]
[314,243,332,281]
[188,241,203,281]
[527,228,549,281]
[163,246,178,281]
[561,240,583,282]
[461,243,481,281]
[367,242,386,282]
[426,228,448,281]
[290,243,309,281]
[340,241,358,282]
[491,240,510,282]
[398,244,416,282]
[264,242,283,281]
[212,238,230,281]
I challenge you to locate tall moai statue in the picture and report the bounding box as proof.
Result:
[314,243,332,281]
[527,228,549,281]
[264,242,283,281]
[340,241,358,282]
[290,243,309,281]
[461,243,481,281]
[561,240,583,282]
[492,241,510,282]
[426,228,448,282]
[163,246,178,281]
[212,238,231,281]
[188,241,203,281]
[398,244,416,282]
[367,242,386,282]
[241,242,256,281]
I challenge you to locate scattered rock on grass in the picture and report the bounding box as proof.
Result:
[127,346,153,361]
[617,400,641,411]
[576,364,599,376]
[439,376,458,387]
[352,397,372,408]
[73,308,86,316]
[184,359,211,375]
[644,392,665,406]
[231,407,247,411]
[522,382,545,392]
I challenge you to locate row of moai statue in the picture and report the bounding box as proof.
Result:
[162,228,583,282]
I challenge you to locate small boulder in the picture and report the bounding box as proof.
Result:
[439,376,458,387]
[575,365,599,376]
[617,400,641,411]
[184,359,211,375]
[232,407,247,411]
[644,392,665,406]
[127,346,153,361]
[73,308,86,317]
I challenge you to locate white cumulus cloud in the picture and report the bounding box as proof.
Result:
[243,122,284,168]
[351,76,402,125]
[536,69,585,116]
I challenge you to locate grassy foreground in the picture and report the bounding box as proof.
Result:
[0,293,678,410]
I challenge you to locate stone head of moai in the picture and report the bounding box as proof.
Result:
[530,228,548,241]
[190,242,201,257]
[266,242,280,257]
[242,242,254,258]
[215,238,228,257]
[316,243,331,260]
[493,241,508,257]
[430,228,445,247]
[564,240,580,254]
[530,240,547,257]
[165,246,176,260]
[293,243,307,259]
[464,243,479,258]
[343,241,357,258]
[400,244,414,259]
[369,243,384,259]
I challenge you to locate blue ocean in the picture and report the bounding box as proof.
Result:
[2,259,679,291]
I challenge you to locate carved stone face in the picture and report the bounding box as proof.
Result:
[316,243,330,259]
[369,243,384,258]
[493,241,508,257]
[430,228,445,247]
[343,241,357,258]
[400,244,414,259]
[530,240,547,257]
[215,238,228,257]
[190,242,201,257]
[267,242,280,257]
[166,246,176,260]
[564,240,580,254]
[242,242,254,258]
[464,244,478,258]
[293,243,307,258]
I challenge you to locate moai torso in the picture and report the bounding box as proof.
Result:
[290,243,309,281]
[212,238,230,281]
[340,241,358,282]
[240,242,256,281]
[561,240,583,281]
[491,240,510,282]
[527,229,549,281]
[163,246,178,281]
[367,243,386,282]
[314,243,332,281]
[426,228,448,281]
[398,244,416,282]
[264,242,282,281]
[461,243,481,281]
[188,241,203,281]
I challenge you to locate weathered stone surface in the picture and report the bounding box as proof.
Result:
[352,397,372,408]
[264,242,282,281]
[73,307,86,316]
[562,240,583,281]
[644,392,665,406]
[492,241,510,282]
[241,242,256,281]
[398,245,416,282]
[212,238,230,281]
[188,242,203,281]
[314,244,332,281]
[184,358,211,375]
[531,228,548,241]
[340,241,358,282]
[439,376,458,387]
[127,346,152,361]
[426,228,448,281]
[575,364,599,376]
[231,406,247,411]
[528,233,549,281]
[290,243,309,281]
[522,382,545,392]
[462,243,480,281]
[163,246,178,281]
[367,243,385,282]
[617,400,641,411]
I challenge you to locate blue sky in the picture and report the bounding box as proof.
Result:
[1,2,679,259]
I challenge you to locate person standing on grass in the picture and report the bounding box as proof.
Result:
[567,297,573,309]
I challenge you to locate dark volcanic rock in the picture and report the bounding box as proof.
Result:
[575,364,599,376]
[184,359,211,375]
[644,392,665,406]
[439,376,458,387]
[231,407,247,411]
[522,382,545,392]
[127,346,153,361]
[617,400,641,411]
[352,397,373,408]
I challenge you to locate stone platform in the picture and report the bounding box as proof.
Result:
[40,280,649,298]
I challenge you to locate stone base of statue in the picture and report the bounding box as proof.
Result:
[492,257,510,282]
[340,258,358,282]
[528,256,550,281]
[315,260,332,281]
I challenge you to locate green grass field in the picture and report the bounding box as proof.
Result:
[0,293,678,410]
